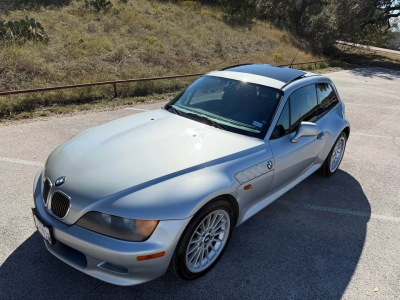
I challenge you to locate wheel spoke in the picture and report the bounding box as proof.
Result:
[188,243,200,255]
[190,237,201,244]
[213,214,224,229]
[214,219,227,231]
[196,249,204,267]
[186,209,230,273]
[206,214,211,230]
[205,248,210,262]
[209,212,218,229]
[214,228,226,235]
[212,237,223,243]
[189,247,200,264]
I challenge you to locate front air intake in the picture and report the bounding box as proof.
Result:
[50,191,71,219]
[43,178,51,205]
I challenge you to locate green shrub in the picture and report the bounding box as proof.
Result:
[273,53,284,64]
[0,15,48,43]
[148,36,157,44]
[305,63,314,70]
[318,62,328,69]
[181,1,197,8]
[218,0,257,24]
[200,10,209,17]
[13,112,33,120]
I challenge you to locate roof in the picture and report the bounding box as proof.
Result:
[206,71,286,90]
[221,64,306,84]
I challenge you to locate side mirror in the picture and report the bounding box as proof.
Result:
[291,122,318,143]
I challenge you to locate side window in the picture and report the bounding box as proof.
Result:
[317,83,339,117]
[271,101,290,139]
[290,84,318,131]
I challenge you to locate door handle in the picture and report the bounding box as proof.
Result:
[317,132,325,139]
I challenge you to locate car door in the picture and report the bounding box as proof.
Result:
[268,84,323,193]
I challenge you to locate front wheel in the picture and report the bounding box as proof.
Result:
[321,132,347,176]
[169,198,234,280]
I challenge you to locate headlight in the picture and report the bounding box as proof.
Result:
[76,212,159,242]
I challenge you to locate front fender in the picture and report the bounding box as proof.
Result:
[89,147,270,221]
[35,144,269,223]
[90,167,239,221]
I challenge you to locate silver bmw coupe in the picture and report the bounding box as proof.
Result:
[32,64,350,285]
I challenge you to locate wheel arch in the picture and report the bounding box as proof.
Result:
[342,126,350,139]
[218,194,239,226]
[189,193,240,227]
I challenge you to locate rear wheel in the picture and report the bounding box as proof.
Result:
[169,198,234,280]
[321,132,347,176]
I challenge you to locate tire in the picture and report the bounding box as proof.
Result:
[169,198,234,281]
[321,131,347,176]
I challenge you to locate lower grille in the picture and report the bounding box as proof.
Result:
[50,191,70,219]
[43,178,51,204]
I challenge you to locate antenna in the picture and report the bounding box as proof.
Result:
[289,51,299,68]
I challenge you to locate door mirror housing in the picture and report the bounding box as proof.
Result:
[291,122,318,143]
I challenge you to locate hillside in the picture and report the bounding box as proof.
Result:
[0,0,322,120]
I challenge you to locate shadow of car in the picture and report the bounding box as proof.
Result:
[0,170,370,299]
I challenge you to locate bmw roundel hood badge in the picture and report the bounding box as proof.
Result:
[55,176,66,186]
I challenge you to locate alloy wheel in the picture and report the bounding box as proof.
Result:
[185,209,230,273]
[330,136,346,172]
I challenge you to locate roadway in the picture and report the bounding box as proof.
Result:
[0,67,399,299]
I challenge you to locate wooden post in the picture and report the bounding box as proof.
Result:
[113,83,118,98]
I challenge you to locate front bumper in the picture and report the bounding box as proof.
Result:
[33,170,191,286]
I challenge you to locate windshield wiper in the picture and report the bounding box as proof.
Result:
[165,104,182,116]
[185,112,227,131]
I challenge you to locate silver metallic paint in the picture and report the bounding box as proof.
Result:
[290,122,319,143]
[34,171,192,285]
[33,71,350,285]
[207,71,285,89]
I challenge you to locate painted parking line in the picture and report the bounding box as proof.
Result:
[281,200,400,223]
[0,157,43,167]
[352,132,400,140]
[344,102,399,109]
[124,108,149,111]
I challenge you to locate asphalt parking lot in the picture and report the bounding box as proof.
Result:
[0,67,399,299]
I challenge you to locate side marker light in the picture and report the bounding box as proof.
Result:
[137,251,166,261]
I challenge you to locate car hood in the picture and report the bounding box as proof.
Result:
[44,109,264,220]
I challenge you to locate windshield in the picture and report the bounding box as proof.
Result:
[165,76,283,139]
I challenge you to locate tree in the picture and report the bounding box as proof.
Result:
[257,0,400,51]
[218,0,259,24]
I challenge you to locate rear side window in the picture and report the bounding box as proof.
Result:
[290,84,318,131]
[317,83,339,117]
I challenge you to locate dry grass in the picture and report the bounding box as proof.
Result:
[0,0,322,120]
